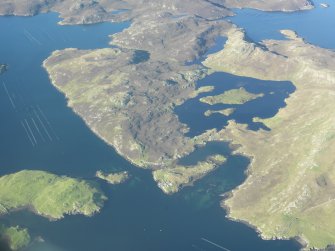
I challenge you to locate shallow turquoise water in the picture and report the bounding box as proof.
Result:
[1,5,332,250]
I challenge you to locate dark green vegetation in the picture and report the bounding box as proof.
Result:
[0,225,30,251]
[0,170,106,220]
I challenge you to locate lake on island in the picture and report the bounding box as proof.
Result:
[0,1,333,250]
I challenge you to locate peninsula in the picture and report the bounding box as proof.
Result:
[40,0,312,177]
[153,154,226,194]
[204,28,335,249]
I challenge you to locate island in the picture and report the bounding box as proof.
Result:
[96,170,129,185]
[200,87,263,105]
[153,154,226,194]
[0,225,30,251]
[0,170,107,220]
[204,28,335,249]
[204,108,236,117]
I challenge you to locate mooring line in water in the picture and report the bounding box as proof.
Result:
[21,121,35,147]
[201,238,232,251]
[2,81,16,109]
[31,117,45,142]
[23,30,34,44]
[24,119,37,145]
[24,28,42,45]
[23,28,42,46]
[33,109,53,141]
[36,105,60,140]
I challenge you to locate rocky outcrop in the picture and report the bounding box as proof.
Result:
[0,64,7,74]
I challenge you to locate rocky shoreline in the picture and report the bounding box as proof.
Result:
[204,27,335,249]
[2,0,330,249]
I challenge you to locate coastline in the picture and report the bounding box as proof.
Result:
[221,195,308,250]
[0,1,325,250]
[41,52,218,171]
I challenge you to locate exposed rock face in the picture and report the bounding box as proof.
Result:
[204,28,335,249]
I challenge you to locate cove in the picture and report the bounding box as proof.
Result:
[175,72,295,137]
[0,13,301,251]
